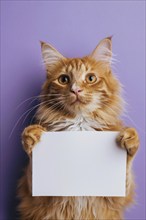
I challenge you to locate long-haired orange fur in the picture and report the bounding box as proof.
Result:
[18,37,139,220]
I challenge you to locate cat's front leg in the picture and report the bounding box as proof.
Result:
[116,127,139,158]
[22,124,46,155]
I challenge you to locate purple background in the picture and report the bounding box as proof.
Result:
[1,1,145,219]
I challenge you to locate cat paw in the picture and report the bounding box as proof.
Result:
[22,124,46,155]
[116,127,139,157]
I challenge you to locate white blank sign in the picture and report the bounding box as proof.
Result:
[32,131,126,197]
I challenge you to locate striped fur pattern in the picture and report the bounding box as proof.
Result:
[18,37,139,220]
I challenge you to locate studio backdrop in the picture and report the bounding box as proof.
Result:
[1,1,145,219]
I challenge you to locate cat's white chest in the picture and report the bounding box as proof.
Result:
[50,115,101,132]
[64,116,96,131]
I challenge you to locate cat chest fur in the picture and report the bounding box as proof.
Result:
[50,115,101,131]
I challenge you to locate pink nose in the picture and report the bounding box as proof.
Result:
[71,88,83,94]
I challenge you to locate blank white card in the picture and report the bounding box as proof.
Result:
[32,131,126,197]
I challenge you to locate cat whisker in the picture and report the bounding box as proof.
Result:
[9,102,44,138]
[26,97,67,125]
[30,98,67,125]
[15,94,50,110]
[102,102,121,112]
[21,100,54,125]
[38,101,65,125]
[101,101,145,133]
[15,94,69,110]
[10,99,61,138]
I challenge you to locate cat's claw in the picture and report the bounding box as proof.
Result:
[22,124,46,155]
[116,127,139,157]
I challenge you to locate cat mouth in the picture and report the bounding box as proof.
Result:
[71,96,84,105]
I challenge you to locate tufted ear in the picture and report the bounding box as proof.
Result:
[90,36,112,64]
[40,41,65,74]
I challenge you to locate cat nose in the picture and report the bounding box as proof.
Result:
[70,87,83,94]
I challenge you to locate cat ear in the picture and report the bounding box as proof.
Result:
[40,41,65,73]
[90,36,112,64]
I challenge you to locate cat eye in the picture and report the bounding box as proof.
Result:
[58,74,70,85]
[86,73,97,84]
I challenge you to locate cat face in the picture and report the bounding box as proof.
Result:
[39,37,122,120]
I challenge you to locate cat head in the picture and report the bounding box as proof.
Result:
[38,37,123,125]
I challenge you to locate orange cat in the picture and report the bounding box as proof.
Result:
[18,37,139,220]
